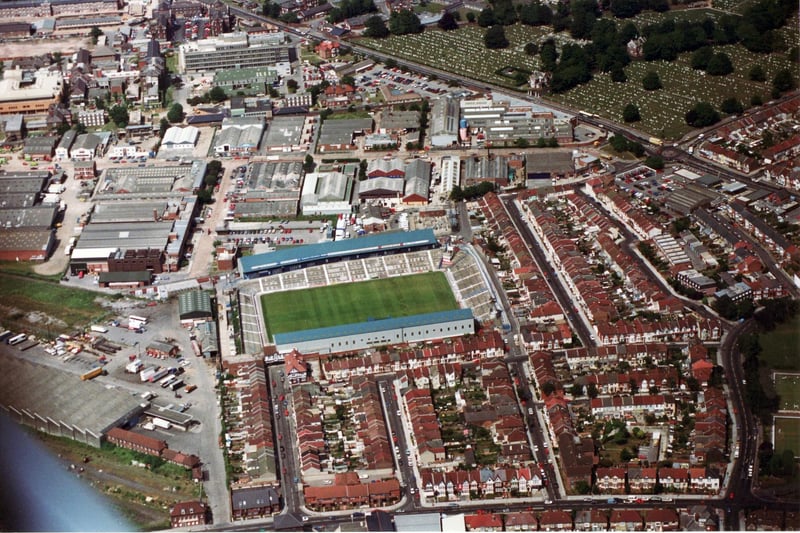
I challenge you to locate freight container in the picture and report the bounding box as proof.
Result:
[81,367,103,380]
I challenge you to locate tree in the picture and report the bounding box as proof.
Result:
[89,26,103,44]
[438,11,458,31]
[610,0,642,18]
[622,103,640,122]
[541,381,556,396]
[685,101,720,127]
[706,52,734,75]
[610,67,627,83]
[539,39,558,72]
[286,79,299,93]
[570,383,584,397]
[751,94,764,106]
[720,97,744,115]
[484,25,509,49]
[524,42,539,56]
[108,104,129,127]
[167,103,184,123]
[690,46,714,70]
[642,70,662,90]
[159,117,169,138]
[73,122,87,135]
[773,68,796,93]
[363,15,389,38]
[477,7,496,27]
[645,155,664,169]
[466,12,476,23]
[303,154,315,173]
[388,9,423,35]
[208,86,228,103]
[748,65,767,82]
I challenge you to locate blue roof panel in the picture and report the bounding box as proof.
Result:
[239,229,437,275]
[274,308,473,345]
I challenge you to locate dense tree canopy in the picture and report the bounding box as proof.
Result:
[642,70,662,90]
[389,9,423,35]
[108,104,129,127]
[720,97,744,115]
[484,25,509,49]
[705,52,734,75]
[363,15,389,38]
[438,11,459,31]
[166,103,184,123]
[327,0,376,23]
[685,101,720,127]
[622,103,640,122]
[773,68,796,93]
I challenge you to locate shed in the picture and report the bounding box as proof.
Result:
[178,289,213,323]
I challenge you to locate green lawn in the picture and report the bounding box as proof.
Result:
[760,315,800,371]
[261,271,457,339]
[775,373,800,412]
[773,416,800,456]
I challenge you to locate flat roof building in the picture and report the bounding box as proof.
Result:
[0,352,145,448]
[263,115,306,152]
[178,32,292,75]
[213,66,278,95]
[0,68,63,115]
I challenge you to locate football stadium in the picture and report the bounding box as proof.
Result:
[243,230,478,354]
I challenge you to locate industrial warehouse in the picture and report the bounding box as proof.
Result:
[0,353,145,448]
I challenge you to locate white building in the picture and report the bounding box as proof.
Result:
[161,126,199,150]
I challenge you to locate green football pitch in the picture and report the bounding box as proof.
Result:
[775,373,800,412]
[774,417,800,457]
[260,271,457,340]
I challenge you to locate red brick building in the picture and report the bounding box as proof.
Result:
[169,501,208,528]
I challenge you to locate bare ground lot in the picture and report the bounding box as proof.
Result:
[0,37,90,60]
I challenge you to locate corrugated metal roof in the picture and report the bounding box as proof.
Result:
[274,308,473,345]
[239,228,437,275]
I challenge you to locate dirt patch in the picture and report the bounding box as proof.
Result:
[0,37,90,60]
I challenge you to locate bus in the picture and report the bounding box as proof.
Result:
[8,333,27,345]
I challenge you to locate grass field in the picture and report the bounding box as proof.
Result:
[760,315,800,371]
[775,373,800,412]
[774,416,800,456]
[261,271,457,339]
[0,272,112,335]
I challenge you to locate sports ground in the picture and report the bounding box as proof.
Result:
[260,272,457,341]
[773,416,800,457]
[774,373,800,412]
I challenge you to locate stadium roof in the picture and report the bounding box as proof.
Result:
[239,228,436,275]
[274,308,473,346]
